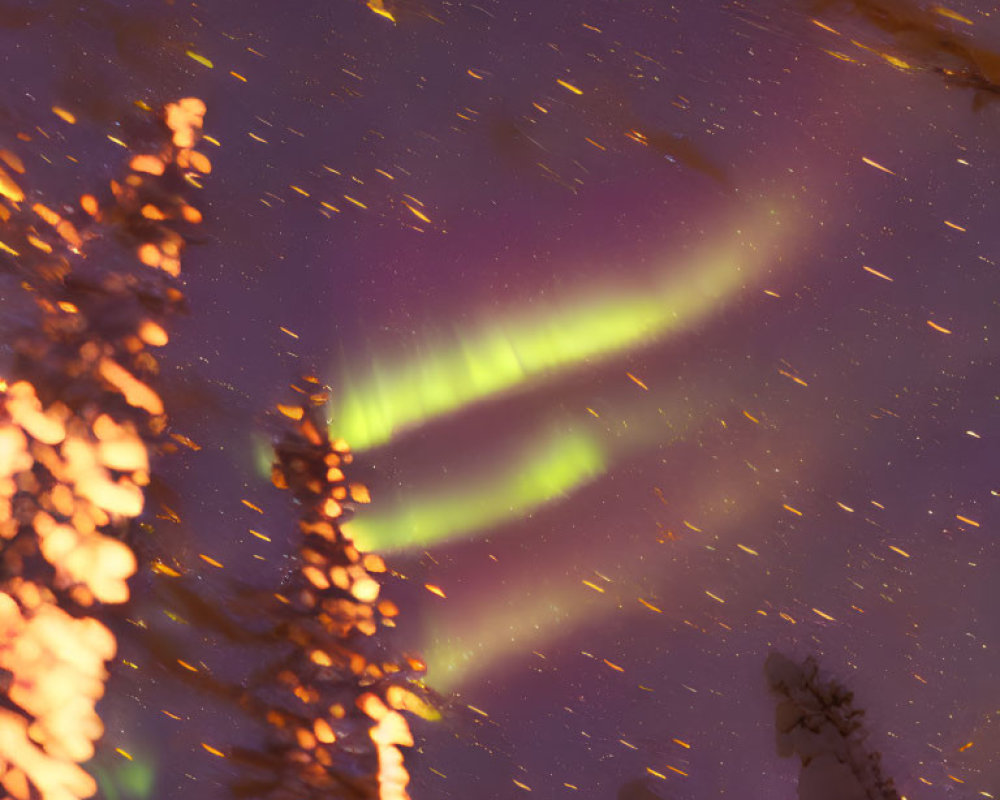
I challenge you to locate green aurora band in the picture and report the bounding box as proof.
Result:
[329,217,783,451]
[342,426,607,551]
[341,383,701,553]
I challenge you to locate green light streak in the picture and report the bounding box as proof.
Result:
[89,755,156,800]
[251,432,274,480]
[330,224,779,451]
[416,454,788,693]
[421,585,607,694]
[342,427,606,551]
[344,379,700,554]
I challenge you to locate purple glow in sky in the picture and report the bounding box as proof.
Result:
[1,0,998,798]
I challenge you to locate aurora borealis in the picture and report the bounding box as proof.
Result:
[331,205,787,451]
[344,425,608,551]
[1,0,998,798]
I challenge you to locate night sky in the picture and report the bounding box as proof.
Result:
[2,0,999,798]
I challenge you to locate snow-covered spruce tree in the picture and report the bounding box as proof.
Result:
[0,98,208,800]
[765,652,901,800]
[222,382,434,800]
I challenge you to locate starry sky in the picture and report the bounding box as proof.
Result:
[1,0,999,798]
